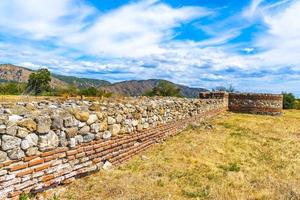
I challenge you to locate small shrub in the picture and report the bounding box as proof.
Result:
[156,179,164,187]
[19,193,32,200]
[51,194,60,200]
[219,162,240,172]
[182,185,210,198]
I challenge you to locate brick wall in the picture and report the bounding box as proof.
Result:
[0,97,226,199]
[228,93,283,115]
[0,92,283,199]
[199,92,283,116]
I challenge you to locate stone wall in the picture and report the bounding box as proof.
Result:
[228,93,283,115]
[0,97,226,199]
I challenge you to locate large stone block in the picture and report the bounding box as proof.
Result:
[1,135,21,151]
[17,118,37,131]
[36,115,52,134]
[38,131,59,151]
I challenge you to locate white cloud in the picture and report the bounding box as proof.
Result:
[0,0,94,39]
[245,0,300,69]
[63,0,211,57]
[242,48,254,53]
[242,0,264,19]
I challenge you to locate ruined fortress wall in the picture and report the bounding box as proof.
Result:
[0,97,226,199]
[199,92,229,111]
[228,93,283,115]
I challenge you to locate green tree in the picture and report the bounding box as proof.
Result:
[26,69,51,95]
[282,92,297,109]
[145,80,182,97]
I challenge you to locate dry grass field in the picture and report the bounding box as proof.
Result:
[39,110,300,200]
[0,95,107,104]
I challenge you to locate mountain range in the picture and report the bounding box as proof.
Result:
[0,64,207,98]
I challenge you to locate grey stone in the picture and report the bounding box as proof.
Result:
[69,138,76,148]
[103,161,113,170]
[8,115,23,123]
[79,126,90,135]
[0,151,8,162]
[116,114,123,123]
[124,119,132,126]
[51,115,64,130]
[36,115,51,134]
[107,117,116,125]
[132,120,139,127]
[82,133,95,143]
[24,134,38,147]
[2,135,21,151]
[57,131,67,147]
[78,122,86,128]
[95,132,103,140]
[7,148,25,160]
[6,124,18,136]
[0,124,6,134]
[87,114,98,125]
[143,123,150,129]
[21,139,30,150]
[26,147,39,156]
[63,116,76,127]
[49,105,58,109]
[75,135,83,144]
[91,123,100,133]
[102,131,112,140]
[17,127,29,138]
[38,131,59,151]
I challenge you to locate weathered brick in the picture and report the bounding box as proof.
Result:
[41,150,57,157]
[66,150,77,156]
[28,158,44,167]
[44,154,58,162]
[24,155,39,162]
[42,174,54,182]
[8,163,28,172]
[58,152,67,158]
[16,168,33,177]
[33,163,51,172]
[75,152,86,158]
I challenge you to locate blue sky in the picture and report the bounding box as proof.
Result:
[0,0,299,96]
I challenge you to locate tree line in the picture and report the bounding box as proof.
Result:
[0,68,112,97]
